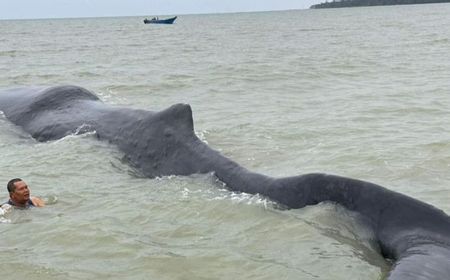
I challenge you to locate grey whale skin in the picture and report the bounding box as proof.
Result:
[1,85,449,280]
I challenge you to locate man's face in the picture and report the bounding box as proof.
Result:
[10,181,30,203]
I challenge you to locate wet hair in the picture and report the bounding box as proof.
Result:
[7,178,23,193]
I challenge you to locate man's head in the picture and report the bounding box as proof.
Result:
[7,178,30,204]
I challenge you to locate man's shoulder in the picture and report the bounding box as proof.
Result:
[1,200,12,207]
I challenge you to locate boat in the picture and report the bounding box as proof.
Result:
[143,16,177,24]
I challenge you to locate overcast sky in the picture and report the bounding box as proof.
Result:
[0,0,322,20]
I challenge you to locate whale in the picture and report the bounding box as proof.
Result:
[0,85,449,279]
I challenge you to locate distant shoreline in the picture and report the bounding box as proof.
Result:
[310,0,450,9]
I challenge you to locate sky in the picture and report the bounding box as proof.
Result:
[0,0,321,20]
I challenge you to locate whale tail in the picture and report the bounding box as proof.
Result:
[387,244,450,280]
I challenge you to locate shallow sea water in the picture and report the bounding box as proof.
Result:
[1,5,450,279]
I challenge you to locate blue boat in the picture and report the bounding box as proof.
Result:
[143,16,177,24]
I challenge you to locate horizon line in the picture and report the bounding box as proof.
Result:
[0,8,308,21]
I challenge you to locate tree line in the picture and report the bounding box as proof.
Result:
[310,0,450,9]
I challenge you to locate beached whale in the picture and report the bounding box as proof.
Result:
[0,85,449,279]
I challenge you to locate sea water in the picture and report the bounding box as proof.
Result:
[1,5,450,279]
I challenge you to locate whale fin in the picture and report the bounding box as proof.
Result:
[153,103,195,134]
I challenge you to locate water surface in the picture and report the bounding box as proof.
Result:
[1,5,450,279]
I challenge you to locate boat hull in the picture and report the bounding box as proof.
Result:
[144,16,177,24]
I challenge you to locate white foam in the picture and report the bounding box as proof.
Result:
[195,130,209,144]
[0,204,12,223]
[97,87,127,104]
[52,124,97,144]
[74,123,96,135]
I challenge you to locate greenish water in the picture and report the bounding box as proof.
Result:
[1,5,450,279]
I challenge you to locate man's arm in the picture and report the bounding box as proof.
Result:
[31,197,45,207]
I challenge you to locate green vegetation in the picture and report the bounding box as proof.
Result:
[310,0,450,8]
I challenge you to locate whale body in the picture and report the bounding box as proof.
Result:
[0,85,449,279]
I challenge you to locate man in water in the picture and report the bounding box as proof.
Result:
[3,178,45,208]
